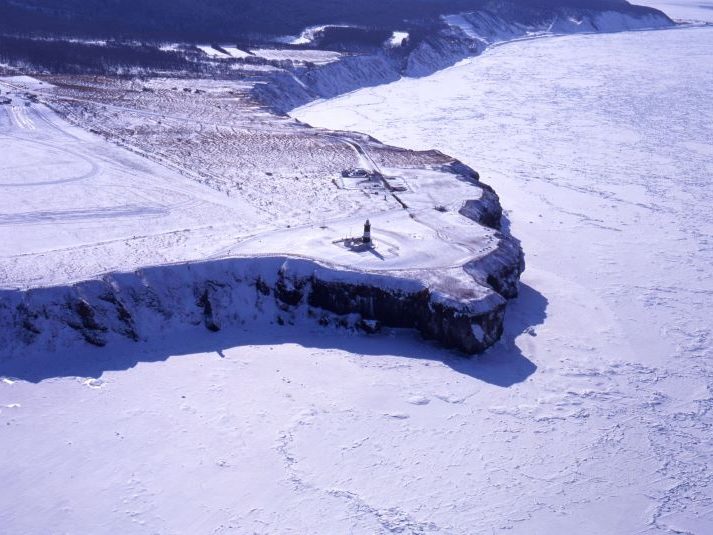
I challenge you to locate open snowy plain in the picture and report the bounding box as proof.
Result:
[1,3,712,535]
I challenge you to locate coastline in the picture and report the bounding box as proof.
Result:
[0,6,677,358]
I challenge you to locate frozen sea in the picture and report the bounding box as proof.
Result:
[295,19,713,534]
[2,8,712,535]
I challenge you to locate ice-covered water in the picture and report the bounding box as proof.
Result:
[295,24,713,533]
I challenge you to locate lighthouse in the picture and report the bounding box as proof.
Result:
[363,219,371,244]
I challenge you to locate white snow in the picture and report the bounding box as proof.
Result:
[1,75,52,90]
[196,45,229,58]
[196,45,251,59]
[279,25,351,45]
[386,31,409,48]
[159,43,181,52]
[443,13,489,41]
[222,46,252,59]
[249,47,342,65]
[0,76,499,292]
[636,0,713,22]
[0,79,261,289]
[443,7,673,48]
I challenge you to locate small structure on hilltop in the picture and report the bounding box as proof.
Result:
[363,219,371,244]
[333,219,378,255]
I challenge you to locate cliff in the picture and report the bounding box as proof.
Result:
[0,157,524,357]
[0,252,521,358]
[0,0,674,359]
[252,4,673,112]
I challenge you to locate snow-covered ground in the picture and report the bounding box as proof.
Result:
[197,46,344,64]
[196,44,342,64]
[196,45,253,59]
[248,48,342,65]
[636,0,713,23]
[386,31,410,48]
[0,86,254,289]
[2,5,712,535]
[0,77,503,291]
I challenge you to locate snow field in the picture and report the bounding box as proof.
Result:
[0,88,254,288]
[249,48,342,64]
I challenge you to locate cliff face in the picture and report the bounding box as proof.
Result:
[253,5,674,113]
[0,157,524,357]
[0,255,512,358]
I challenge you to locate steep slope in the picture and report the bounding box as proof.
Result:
[253,2,674,111]
[0,0,668,41]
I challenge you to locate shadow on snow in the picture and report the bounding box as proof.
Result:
[0,284,547,387]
